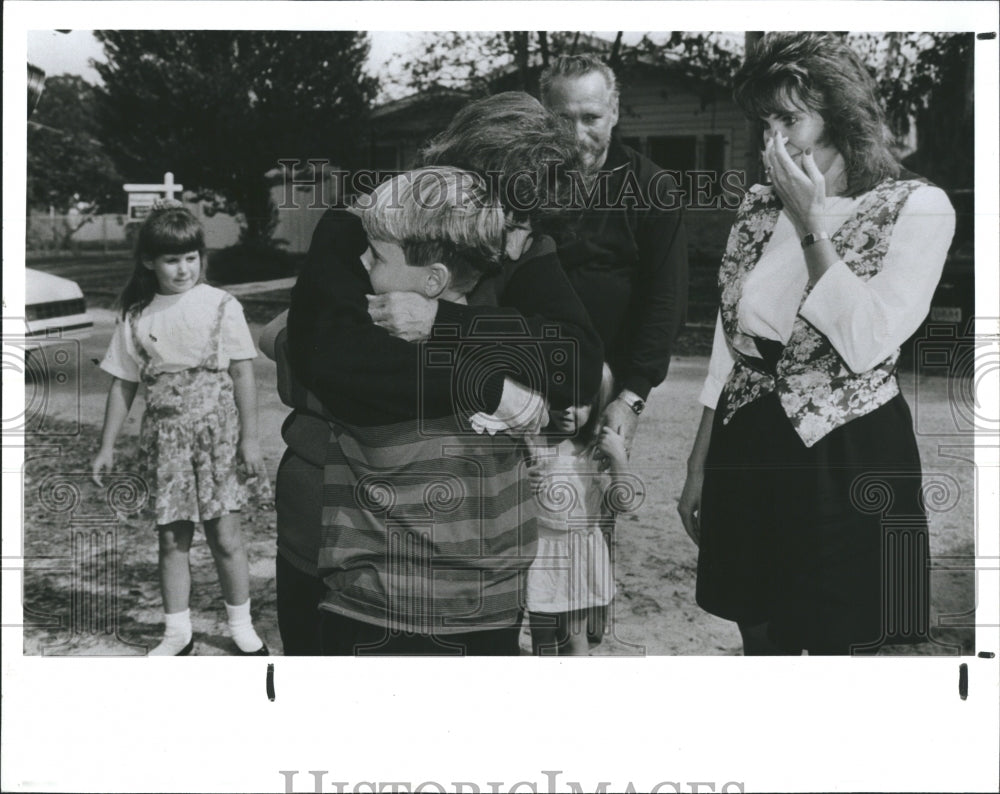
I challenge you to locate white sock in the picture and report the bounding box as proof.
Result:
[149,609,192,656]
[225,599,264,653]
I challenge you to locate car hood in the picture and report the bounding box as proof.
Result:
[25,268,85,304]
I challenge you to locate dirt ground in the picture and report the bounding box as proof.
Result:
[18,320,976,657]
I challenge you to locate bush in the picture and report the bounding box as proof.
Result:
[206,242,303,285]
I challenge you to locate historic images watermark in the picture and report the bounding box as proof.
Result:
[911,318,999,438]
[2,332,83,437]
[416,318,578,436]
[275,159,749,214]
[4,326,150,654]
[278,770,746,794]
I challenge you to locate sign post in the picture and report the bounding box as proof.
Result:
[123,172,184,222]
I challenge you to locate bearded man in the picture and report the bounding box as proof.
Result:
[541,54,689,450]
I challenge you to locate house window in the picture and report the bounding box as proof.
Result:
[621,136,642,153]
[649,136,697,174]
[703,134,727,198]
[704,134,726,175]
[646,133,730,204]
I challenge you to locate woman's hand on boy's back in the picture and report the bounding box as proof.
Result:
[367,292,438,342]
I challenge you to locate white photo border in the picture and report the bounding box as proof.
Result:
[3,3,998,792]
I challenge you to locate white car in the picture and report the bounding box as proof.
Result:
[24,267,94,347]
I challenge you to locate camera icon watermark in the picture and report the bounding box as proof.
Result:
[847,469,977,654]
[525,459,648,654]
[332,433,536,653]
[2,331,83,437]
[417,317,579,437]
[911,318,999,438]
[21,470,149,656]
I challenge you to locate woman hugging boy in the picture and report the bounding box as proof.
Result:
[315,166,551,655]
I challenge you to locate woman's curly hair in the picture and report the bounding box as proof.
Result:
[734,32,900,196]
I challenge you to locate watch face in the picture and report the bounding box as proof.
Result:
[631,399,645,415]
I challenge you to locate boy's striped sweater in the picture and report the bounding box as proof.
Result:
[318,415,537,634]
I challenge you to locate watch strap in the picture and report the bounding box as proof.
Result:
[801,231,831,249]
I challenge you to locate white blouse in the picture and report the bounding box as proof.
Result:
[699,184,956,409]
[101,284,257,383]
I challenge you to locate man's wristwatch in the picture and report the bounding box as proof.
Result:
[620,391,645,416]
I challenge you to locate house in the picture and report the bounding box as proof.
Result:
[366,51,755,190]
[365,88,473,172]
[361,54,754,268]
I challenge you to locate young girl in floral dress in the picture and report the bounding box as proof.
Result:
[527,365,639,655]
[92,203,271,656]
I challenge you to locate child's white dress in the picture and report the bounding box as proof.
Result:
[100,284,270,525]
[526,450,615,613]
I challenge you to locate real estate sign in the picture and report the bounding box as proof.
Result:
[123,172,183,221]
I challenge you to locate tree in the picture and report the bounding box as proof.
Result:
[93,31,378,245]
[398,32,615,97]
[847,32,973,189]
[396,30,972,191]
[27,74,124,214]
[397,31,746,97]
[26,73,124,250]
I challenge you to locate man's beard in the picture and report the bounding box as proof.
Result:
[579,137,611,176]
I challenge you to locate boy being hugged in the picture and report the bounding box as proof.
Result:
[317,167,549,654]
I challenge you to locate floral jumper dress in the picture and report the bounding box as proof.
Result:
[131,293,270,526]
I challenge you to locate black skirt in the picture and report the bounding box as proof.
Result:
[696,385,930,655]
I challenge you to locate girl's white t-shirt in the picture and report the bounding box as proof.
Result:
[699,184,955,409]
[100,283,257,383]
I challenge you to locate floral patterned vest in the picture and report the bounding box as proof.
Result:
[718,177,925,448]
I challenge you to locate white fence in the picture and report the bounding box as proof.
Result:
[26,207,240,253]
[27,213,131,252]
[26,184,329,255]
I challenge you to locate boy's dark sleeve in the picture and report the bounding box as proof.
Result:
[433,239,604,410]
[288,209,505,425]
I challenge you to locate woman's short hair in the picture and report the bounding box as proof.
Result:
[540,53,620,105]
[734,32,900,195]
[351,166,504,293]
[418,91,582,236]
